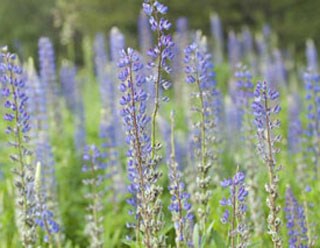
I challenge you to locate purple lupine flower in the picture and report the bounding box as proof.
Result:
[94,33,108,72]
[306,39,318,71]
[252,81,282,247]
[82,145,105,248]
[233,65,255,128]
[272,49,287,87]
[184,33,218,234]
[38,37,61,129]
[34,162,60,246]
[303,71,320,180]
[241,26,253,60]
[233,66,265,234]
[1,47,37,246]
[172,17,189,102]
[138,10,153,57]
[220,170,249,247]
[93,32,110,113]
[60,63,86,154]
[25,59,60,229]
[263,24,272,40]
[241,26,257,73]
[60,62,77,112]
[143,0,175,158]
[284,187,308,248]
[210,13,224,64]
[110,27,125,63]
[94,32,125,202]
[228,30,241,69]
[118,48,165,247]
[287,95,303,155]
[35,209,59,243]
[168,111,194,247]
[228,65,254,145]
[255,33,270,78]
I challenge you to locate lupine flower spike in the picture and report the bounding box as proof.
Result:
[118,48,165,247]
[82,145,105,248]
[303,71,320,180]
[252,81,282,247]
[34,162,60,247]
[234,66,264,234]
[168,111,194,248]
[38,37,61,131]
[184,33,217,235]
[284,186,308,248]
[143,0,175,158]
[1,46,37,246]
[220,169,249,248]
[26,58,61,241]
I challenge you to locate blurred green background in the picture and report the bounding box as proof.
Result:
[0,0,318,61]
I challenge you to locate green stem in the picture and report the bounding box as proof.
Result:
[151,10,164,160]
[264,94,282,248]
[89,155,102,248]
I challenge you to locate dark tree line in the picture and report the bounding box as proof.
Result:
[0,0,318,61]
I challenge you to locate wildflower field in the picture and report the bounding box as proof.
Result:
[0,1,319,247]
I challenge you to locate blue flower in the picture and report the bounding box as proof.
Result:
[284,187,308,247]
[1,47,37,246]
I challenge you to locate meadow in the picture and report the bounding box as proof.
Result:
[0,1,319,247]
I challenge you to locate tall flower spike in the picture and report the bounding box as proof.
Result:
[38,37,61,130]
[143,0,175,158]
[220,170,249,248]
[234,66,264,235]
[1,47,37,246]
[110,27,126,63]
[168,111,194,248]
[210,13,224,64]
[303,71,320,180]
[95,32,125,202]
[82,145,105,248]
[252,81,282,247]
[241,26,255,68]
[284,186,308,248]
[60,63,86,154]
[306,39,318,72]
[34,162,60,246]
[184,32,218,236]
[287,95,303,155]
[172,17,189,103]
[228,30,241,69]
[138,10,153,57]
[118,48,165,247]
[95,30,125,202]
[25,58,61,232]
[60,62,77,112]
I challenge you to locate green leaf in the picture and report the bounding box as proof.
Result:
[201,220,215,247]
[121,238,139,248]
[193,224,200,248]
[160,223,174,236]
[212,229,227,247]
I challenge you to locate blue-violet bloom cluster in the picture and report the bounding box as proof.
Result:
[252,81,282,247]
[1,46,37,246]
[220,171,249,247]
[118,48,165,247]
[284,187,308,248]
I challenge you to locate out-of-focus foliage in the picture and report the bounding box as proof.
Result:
[0,0,319,60]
